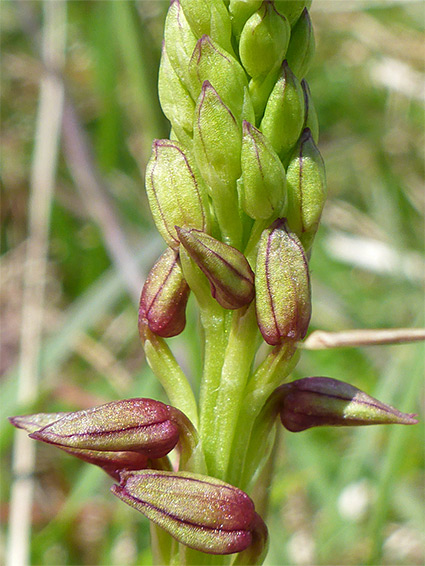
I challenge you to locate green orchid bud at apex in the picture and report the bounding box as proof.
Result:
[260,61,305,159]
[145,139,210,248]
[176,226,255,309]
[112,469,261,555]
[255,218,311,345]
[285,8,315,79]
[239,2,290,79]
[239,120,286,220]
[139,247,190,338]
[24,398,180,459]
[286,127,326,250]
[277,377,419,432]
[274,0,312,27]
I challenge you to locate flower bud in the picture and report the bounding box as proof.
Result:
[301,79,319,143]
[255,219,311,345]
[163,0,197,90]
[26,399,180,459]
[239,2,290,79]
[139,248,190,338]
[274,0,312,26]
[229,0,262,40]
[238,121,286,220]
[188,35,248,121]
[158,46,195,147]
[9,413,149,480]
[193,81,242,191]
[145,139,210,248]
[285,8,315,79]
[176,226,255,309]
[260,61,305,159]
[277,377,419,432]
[286,127,326,250]
[180,0,233,55]
[112,470,258,554]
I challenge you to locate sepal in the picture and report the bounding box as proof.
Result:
[285,8,315,79]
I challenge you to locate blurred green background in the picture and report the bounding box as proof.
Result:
[1,1,424,565]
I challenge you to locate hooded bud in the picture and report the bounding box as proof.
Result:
[145,140,210,248]
[24,399,179,459]
[193,81,242,192]
[286,127,326,250]
[285,8,315,79]
[176,226,255,309]
[180,0,233,55]
[277,377,419,432]
[239,2,290,79]
[274,0,312,26]
[255,219,311,345]
[112,470,259,555]
[139,248,190,338]
[301,79,319,143]
[188,35,247,120]
[228,0,262,40]
[9,413,149,479]
[163,0,197,90]
[260,61,305,159]
[158,46,195,147]
[238,121,286,220]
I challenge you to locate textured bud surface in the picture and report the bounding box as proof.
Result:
[176,226,254,309]
[278,377,419,432]
[28,399,179,458]
[139,248,190,338]
[112,470,256,554]
[255,219,311,345]
[239,120,286,220]
[145,140,209,248]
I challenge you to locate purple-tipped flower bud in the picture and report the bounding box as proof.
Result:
[9,413,149,479]
[274,0,312,26]
[260,61,305,159]
[145,140,210,249]
[139,248,190,338]
[285,8,315,79]
[239,2,290,79]
[286,127,326,250]
[188,35,247,120]
[255,218,311,345]
[22,399,180,459]
[176,226,255,309]
[239,121,286,220]
[277,377,419,432]
[112,470,261,555]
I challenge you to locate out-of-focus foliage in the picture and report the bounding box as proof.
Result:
[1,1,423,565]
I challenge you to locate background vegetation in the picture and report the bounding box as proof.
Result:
[1,1,424,564]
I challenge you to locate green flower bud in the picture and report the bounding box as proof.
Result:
[112,469,258,554]
[274,0,312,26]
[158,46,195,147]
[277,377,419,432]
[180,0,233,54]
[238,120,286,220]
[301,79,319,142]
[176,226,255,309]
[255,218,311,345]
[260,61,305,159]
[286,127,326,250]
[145,139,210,248]
[248,66,281,121]
[188,35,248,120]
[228,0,262,40]
[24,399,180,459]
[239,2,290,79]
[139,248,190,338]
[163,0,197,90]
[193,81,242,191]
[285,8,315,79]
